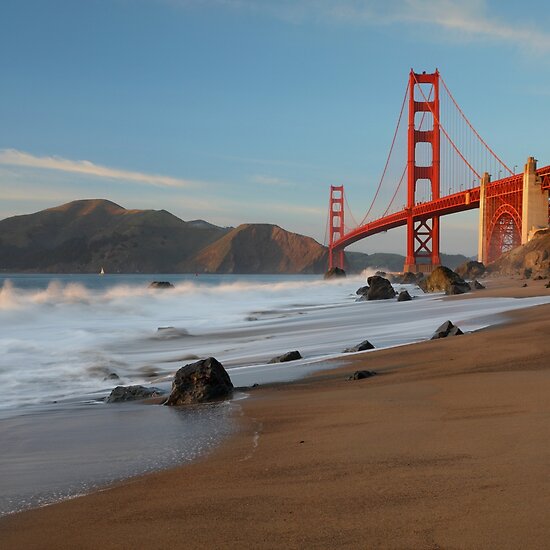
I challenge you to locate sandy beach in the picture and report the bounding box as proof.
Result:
[2,278,550,549]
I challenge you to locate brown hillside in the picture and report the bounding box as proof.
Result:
[488,228,550,278]
[0,199,228,273]
[187,224,329,274]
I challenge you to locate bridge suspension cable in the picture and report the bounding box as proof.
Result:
[439,74,513,176]
[357,80,410,227]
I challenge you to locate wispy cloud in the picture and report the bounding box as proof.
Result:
[165,0,550,53]
[0,149,199,188]
[251,174,294,187]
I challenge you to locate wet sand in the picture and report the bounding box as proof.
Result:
[2,278,550,549]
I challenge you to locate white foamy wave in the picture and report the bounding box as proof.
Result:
[1,274,549,417]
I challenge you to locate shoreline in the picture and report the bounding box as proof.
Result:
[2,278,550,548]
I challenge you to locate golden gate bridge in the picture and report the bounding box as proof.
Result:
[326,69,550,272]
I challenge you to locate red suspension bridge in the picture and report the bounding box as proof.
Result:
[327,69,550,273]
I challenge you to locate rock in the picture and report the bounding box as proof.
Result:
[418,266,470,295]
[348,370,376,380]
[471,279,485,290]
[545,282,550,288]
[455,260,486,280]
[487,230,550,278]
[149,281,175,289]
[324,267,346,279]
[397,290,412,302]
[374,271,387,277]
[103,372,120,381]
[365,276,396,300]
[106,385,165,403]
[343,340,375,353]
[430,320,464,340]
[165,357,234,406]
[355,285,369,296]
[522,283,528,287]
[268,350,302,364]
[401,271,417,284]
[155,327,190,339]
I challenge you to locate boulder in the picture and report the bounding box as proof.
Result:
[348,370,376,380]
[374,270,387,277]
[430,320,464,340]
[397,290,412,302]
[455,260,486,280]
[106,385,165,403]
[165,357,234,406]
[149,281,175,289]
[401,271,417,284]
[418,266,470,295]
[355,285,369,296]
[343,340,375,353]
[324,267,346,280]
[471,279,485,290]
[365,276,396,300]
[268,350,302,364]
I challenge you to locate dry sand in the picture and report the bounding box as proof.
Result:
[2,278,550,549]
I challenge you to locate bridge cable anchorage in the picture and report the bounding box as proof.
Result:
[358,80,410,227]
[412,72,481,181]
[439,75,513,176]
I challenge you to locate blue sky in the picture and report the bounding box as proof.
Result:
[1,0,550,255]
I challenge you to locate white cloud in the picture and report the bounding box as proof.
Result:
[0,149,199,188]
[165,0,550,53]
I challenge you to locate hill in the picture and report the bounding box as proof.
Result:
[488,229,550,278]
[0,199,470,274]
[0,199,229,273]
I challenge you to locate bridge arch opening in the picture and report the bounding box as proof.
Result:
[414,111,433,131]
[414,178,432,204]
[486,205,521,264]
[413,83,434,102]
[415,142,433,167]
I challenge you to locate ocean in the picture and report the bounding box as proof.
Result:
[1,272,549,516]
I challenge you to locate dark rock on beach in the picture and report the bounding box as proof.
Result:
[324,267,346,279]
[343,340,375,353]
[348,370,376,380]
[456,260,486,280]
[430,320,464,340]
[397,290,412,302]
[268,350,303,364]
[366,276,396,300]
[106,385,165,403]
[165,357,234,406]
[418,266,470,295]
[400,271,417,284]
[149,281,175,289]
[356,285,369,296]
[471,280,485,290]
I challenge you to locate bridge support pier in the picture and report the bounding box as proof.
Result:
[477,172,491,264]
[521,156,549,243]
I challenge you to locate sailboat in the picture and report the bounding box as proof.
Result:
[99,267,105,275]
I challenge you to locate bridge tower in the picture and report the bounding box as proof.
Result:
[328,185,345,269]
[404,70,441,273]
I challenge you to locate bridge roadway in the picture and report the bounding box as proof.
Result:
[332,165,550,252]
